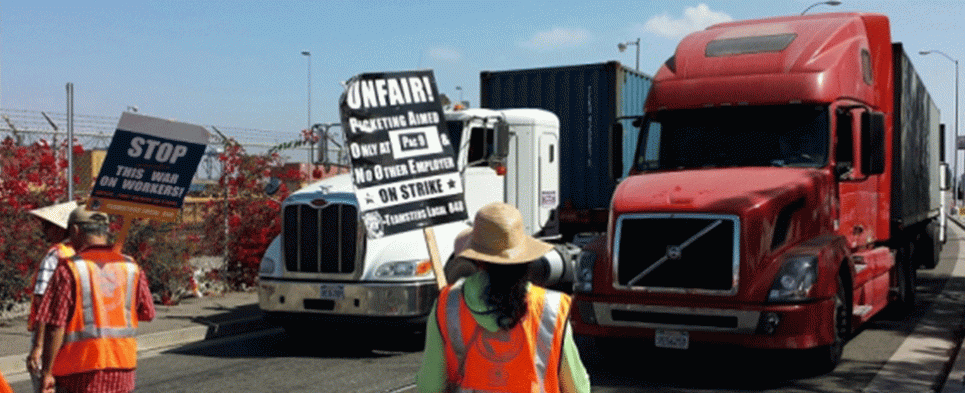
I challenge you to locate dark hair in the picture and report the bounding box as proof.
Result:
[482,263,530,329]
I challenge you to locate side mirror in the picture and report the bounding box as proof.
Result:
[861,111,886,175]
[491,120,510,163]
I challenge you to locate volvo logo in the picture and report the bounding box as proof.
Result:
[666,245,683,260]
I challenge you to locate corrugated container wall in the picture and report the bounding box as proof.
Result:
[480,61,653,220]
[890,43,941,228]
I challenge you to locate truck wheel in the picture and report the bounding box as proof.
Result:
[917,224,940,269]
[886,245,917,318]
[811,274,849,372]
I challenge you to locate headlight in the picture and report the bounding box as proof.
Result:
[574,251,596,293]
[767,255,817,302]
[375,260,433,278]
[259,256,276,274]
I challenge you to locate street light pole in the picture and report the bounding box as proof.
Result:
[921,50,959,208]
[618,38,640,71]
[455,86,463,105]
[801,1,842,15]
[302,51,312,163]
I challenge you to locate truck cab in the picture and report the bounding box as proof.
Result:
[258,107,572,334]
[571,12,944,371]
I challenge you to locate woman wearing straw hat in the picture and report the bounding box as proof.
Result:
[417,202,590,393]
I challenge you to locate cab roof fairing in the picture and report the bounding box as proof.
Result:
[445,107,559,128]
[647,12,883,111]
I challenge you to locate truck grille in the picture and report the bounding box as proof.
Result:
[614,214,739,295]
[283,203,361,274]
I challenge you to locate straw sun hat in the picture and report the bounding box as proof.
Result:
[28,201,79,230]
[457,202,553,265]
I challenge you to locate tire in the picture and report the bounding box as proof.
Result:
[886,243,917,318]
[917,224,940,270]
[811,273,850,373]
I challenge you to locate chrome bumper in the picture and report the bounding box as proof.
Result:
[587,302,762,333]
[258,278,438,317]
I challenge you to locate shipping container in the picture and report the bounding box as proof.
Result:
[891,43,942,228]
[480,61,652,235]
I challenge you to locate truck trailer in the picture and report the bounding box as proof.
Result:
[481,62,652,237]
[571,12,947,371]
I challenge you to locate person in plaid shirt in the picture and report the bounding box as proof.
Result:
[26,201,77,392]
[37,208,155,393]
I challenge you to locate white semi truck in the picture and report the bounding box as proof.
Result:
[257,107,581,334]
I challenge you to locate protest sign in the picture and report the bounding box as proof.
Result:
[87,112,208,222]
[339,70,467,239]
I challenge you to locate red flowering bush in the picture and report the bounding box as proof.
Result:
[1,133,308,307]
[201,139,302,289]
[122,218,195,304]
[0,137,75,303]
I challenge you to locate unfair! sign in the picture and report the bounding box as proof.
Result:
[88,112,209,222]
[339,70,467,239]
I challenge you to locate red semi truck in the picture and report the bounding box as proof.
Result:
[572,12,947,371]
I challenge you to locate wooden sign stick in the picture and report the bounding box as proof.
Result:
[424,227,448,289]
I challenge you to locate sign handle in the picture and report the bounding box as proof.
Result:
[113,214,132,253]
[423,227,448,289]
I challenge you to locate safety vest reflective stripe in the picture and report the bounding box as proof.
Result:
[444,280,466,360]
[535,289,562,387]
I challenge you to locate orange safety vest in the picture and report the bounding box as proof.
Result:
[52,251,140,376]
[0,370,12,393]
[437,280,571,393]
[28,242,75,331]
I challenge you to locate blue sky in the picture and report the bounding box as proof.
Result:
[2,1,964,163]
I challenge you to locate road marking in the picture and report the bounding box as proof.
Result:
[386,383,417,393]
[866,217,965,393]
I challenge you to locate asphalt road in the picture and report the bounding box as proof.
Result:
[7,223,964,392]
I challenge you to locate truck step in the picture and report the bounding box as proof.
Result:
[853,304,873,316]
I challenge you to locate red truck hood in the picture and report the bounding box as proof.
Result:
[613,167,828,214]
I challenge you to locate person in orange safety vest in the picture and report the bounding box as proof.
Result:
[416,202,590,393]
[38,207,155,393]
[26,201,78,393]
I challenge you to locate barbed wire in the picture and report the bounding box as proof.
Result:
[0,108,349,180]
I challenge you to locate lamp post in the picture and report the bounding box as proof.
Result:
[301,51,312,162]
[921,49,959,208]
[455,86,463,105]
[801,1,842,14]
[618,38,640,71]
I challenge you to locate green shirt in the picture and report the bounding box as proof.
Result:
[416,271,591,393]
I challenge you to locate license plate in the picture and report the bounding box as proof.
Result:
[655,329,689,350]
[319,284,345,300]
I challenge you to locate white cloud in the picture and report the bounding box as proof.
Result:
[642,4,733,39]
[519,27,592,51]
[427,46,462,62]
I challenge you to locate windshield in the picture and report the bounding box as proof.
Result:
[634,105,829,171]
